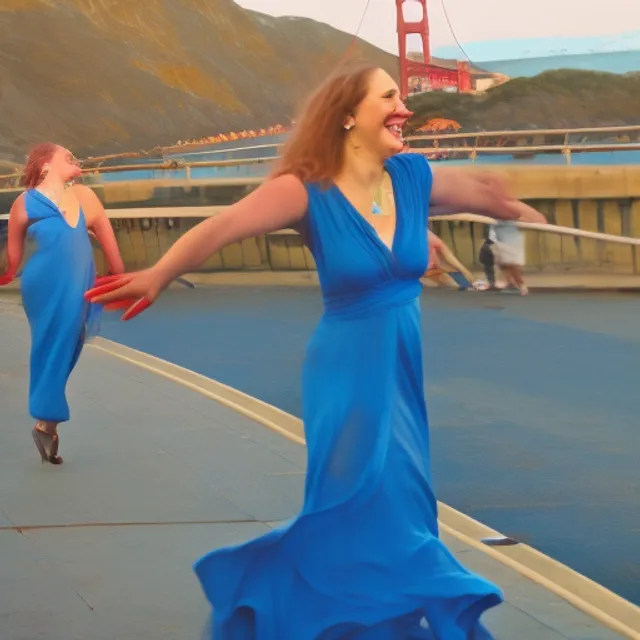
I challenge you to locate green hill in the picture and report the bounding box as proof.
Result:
[407,70,640,132]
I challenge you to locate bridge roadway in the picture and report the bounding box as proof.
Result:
[97,285,640,608]
[0,289,637,639]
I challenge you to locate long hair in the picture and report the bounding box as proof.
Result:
[20,142,58,189]
[273,62,379,185]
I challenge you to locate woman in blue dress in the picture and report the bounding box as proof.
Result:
[87,64,546,638]
[1,143,124,464]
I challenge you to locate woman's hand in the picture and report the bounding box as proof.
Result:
[427,231,445,270]
[85,268,167,320]
[503,199,547,224]
[516,205,547,224]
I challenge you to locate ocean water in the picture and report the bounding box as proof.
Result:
[480,50,640,77]
[99,147,640,183]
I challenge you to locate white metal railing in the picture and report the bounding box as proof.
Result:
[405,124,640,143]
[1,124,639,186]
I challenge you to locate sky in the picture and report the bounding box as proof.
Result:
[235,0,639,60]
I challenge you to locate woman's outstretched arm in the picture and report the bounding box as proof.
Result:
[154,174,307,285]
[430,167,546,223]
[85,174,308,315]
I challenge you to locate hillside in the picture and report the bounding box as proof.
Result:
[407,70,640,132]
[4,4,636,164]
[0,0,403,162]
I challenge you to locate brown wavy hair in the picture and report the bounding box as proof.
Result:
[272,62,379,185]
[20,142,59,189]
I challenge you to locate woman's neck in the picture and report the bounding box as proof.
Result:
[36,177,66,204]
[338,145,385,194]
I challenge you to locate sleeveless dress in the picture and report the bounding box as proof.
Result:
[20,189,101,423]
[194,153,503,638]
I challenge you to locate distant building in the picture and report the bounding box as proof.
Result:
[472,72,509,93]
[406,52,508,94]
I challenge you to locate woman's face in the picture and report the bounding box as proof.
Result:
[349,68,413,159]
[46,146,82,183]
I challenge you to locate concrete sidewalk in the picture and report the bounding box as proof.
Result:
[3,270,640,294]
[176,270,640,292]
[0,300,628,639]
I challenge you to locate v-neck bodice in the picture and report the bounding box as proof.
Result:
[303,153,433,318]
[331,183,397,255]
[25,189,86,232]
[23,189,94,287]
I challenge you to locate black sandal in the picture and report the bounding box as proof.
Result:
[32,423,63,465]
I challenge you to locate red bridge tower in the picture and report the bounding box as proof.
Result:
[395,0,471,98]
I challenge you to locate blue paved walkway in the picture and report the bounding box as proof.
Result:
[98,286,640,607]
[0,297,629,639]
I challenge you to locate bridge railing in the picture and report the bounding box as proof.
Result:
[2,124,640,187]
[2,141,639,189]
[405,124,640,144]
[2,163,640,276]
[157,124,640,158]
[406,125,640,163]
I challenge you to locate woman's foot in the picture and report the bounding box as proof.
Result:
[32,422,63,465]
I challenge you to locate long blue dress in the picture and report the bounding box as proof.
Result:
[20,189,100,423]
[194,153,503,638]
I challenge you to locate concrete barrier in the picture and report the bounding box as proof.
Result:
[2,165,640,275]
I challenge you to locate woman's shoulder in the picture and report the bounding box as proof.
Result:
[9,191,28,220]
[68,183,97,203]
[19,189,39,212]
[386,151,431,182]
[387,150,429,169]
[385,153,433,206]
[68,184,101,221]
[13,190,28,205]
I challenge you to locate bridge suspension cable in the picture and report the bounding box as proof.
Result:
[439,0,473,63]
[337,0,373,66]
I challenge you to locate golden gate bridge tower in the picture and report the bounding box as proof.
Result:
[395,0,471,98]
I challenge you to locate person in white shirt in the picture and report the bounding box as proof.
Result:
[489,220,527,294]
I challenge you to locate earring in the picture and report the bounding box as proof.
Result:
[344,123,354,131]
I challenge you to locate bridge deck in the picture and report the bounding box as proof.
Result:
[0,298,628,639]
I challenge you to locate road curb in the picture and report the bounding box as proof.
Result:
[89,337,640,639]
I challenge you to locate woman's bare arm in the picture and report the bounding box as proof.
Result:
[153,174,308,285]
[87,174,309,310]
[430,167,546,223]
[73,185,125,274]
[5,195,28,275]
